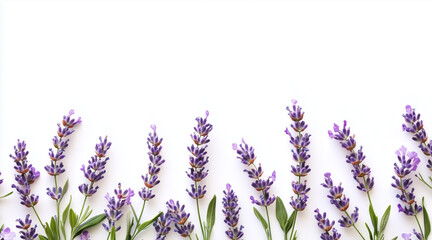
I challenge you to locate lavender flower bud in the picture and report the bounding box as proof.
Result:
[222,184,244,240]
[80,231,90,240]
[16,214,38,240]
[153,211,172,240]
[166,200,194,238]
[102,183,134,232]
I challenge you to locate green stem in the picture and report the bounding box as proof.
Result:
[130,205,139,223]
[344,211,366,240]
[265,206,273,240]
[137,200,147,224]
[196,197,205,239]
[188,235,193,240]
[288,211,298,240]
[31,206,45,228]
[54,175,61,239]
[414,214,425,239]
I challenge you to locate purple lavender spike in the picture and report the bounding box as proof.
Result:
[223,184,244,240]
[102,183,134,232]
[166,200,194,238]
[16,214,38,240]
[314,209,341,240]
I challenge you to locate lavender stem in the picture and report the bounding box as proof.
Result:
[344,211,365,240]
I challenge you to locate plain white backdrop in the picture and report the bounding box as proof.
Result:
[1,1,432,239]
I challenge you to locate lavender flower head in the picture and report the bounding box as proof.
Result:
[102,183,134,232]
[223,184,244,240]
[16,214,38,240]
[186,111,213,200]
[10,139,40,208]
[78,136,112,197]
[153,211,172,240]
[321,173,359,228]
[139,125,165,201]
[166,200,194,238]
[392,146,422,216]
[0,227,16,240]
[314,209,341,240]
[80,231,90,240]
[328,120,374,193]
[233,139,276,207]
[286,100,311,211]
[402,105,432,172]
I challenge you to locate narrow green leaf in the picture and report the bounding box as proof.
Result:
[125,214,134,240]
[379,205,391,236]
[43,223,54,240]
[110,227,116,240]
[61,223,66,240]
[49,217,57,238]
[206,195,217,234]
[59,179,69,203]
[62,196,72,226]
[285,210,297,233]
[0,191,13,199]
[275,197,288,232]
[423,197,431,239]
[73,213,106,239]
[365,223,373,240]
[392,237,398,240]
[39,236,48,240]
[253,207,268,234]
[69,209,77,230]
[369,204,378,237]
[137,212,163,233]
[81,206,92,223]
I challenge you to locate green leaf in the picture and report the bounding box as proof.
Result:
[206,195,217,235]
[38,236,48,240]
[49,217,57,239]
[59,179,69,203]
[137,212,163,233]
[275,197,288,233]
[365,223,373,240]
[73,213,106,239]
[69,209,77,230]
[423,197,431,239]
[285,210,297,233]
[0,191,13,199]
[125,214,134,240]
[43,223,54,240]
[61,223,66,240]
[391,237,398,240]
[378,205,391,237]
[253,207,268,235]
[62,196,72,226]
[369,204,378,237]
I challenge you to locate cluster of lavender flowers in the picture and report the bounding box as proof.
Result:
[392,146,424,239]
[321,173,360,230]
[186,111,213,200]
[222,184,244,240]
[314,209,341,240]
[328,121,374,194]
[102,183,134,234]
[233,139,276,239]
[16,214,38,240]
[285,100,311,212]
[402,105,432,189]
[79,136,111,197]
[166,200,195,238]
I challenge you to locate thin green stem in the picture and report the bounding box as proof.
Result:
[265,206,273,240]
[137,200,147,224]
[188,235,193,240]
[130,205,139,223]
[31,206,45,228]
[196,196,205,239]
[288,211,298,240]
[344,211,366,240]
[54,175,61,239]
[415,214,425,239]
[78,195,88,222]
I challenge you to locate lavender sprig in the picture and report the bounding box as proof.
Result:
[16,214,38,240]
[166,200,195,239]
[103,183,134,238]
[129,125,166,240]
[10,140,44,228]
[233,139,276,240]
[392,146,426,239]
[402,105,432,190]
[314,209,341,240]
[153,211,172,240]
[186,111,215,240]
[321,173,364,240]
[222,184,244,240]
[280,100,311,240]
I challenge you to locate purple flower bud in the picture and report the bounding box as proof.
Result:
[16,214,38,240]
[222,184,244,239]
[103,183,133,232]
[153,212,172,240]
[166,200,194,237]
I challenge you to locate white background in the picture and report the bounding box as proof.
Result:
[1,0,432,239]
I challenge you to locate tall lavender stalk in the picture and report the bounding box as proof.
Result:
[402,105,432,190]
[278,100,311,240]
[128,125,166,240]
[10,140,43,228]
[233,139,276,240]
[391,146,429,240]
[45,110,81,236]
[186,111,216,240]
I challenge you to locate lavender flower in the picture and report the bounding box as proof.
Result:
[321,173,359,229]
[233,140,276,207]
[45,110,81,201]
[286,100,311,212]
[139,125,165,201]
[102,183,134,232]
[153,211,172,240]
[392,146,422,216]
[223,184,244,240]
[186,111,213,200]
[16,214,38,240]
[78,136,111,197]
[10,140,40,208]
[80,231,90,240]
[0,227,16,240]
[314,209,341,240]
[166,200,194,238]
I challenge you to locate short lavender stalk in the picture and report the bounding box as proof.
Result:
[222,184,244,240]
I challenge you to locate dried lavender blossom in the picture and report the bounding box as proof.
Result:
[222,184,244,240]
